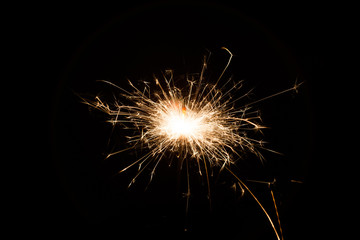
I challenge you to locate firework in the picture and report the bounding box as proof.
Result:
[80,48,302,239]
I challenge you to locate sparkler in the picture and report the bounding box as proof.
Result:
[79,47,302,239]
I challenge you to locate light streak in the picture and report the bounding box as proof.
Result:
[79,47,302,239]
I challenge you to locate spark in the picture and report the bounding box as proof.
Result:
[79,47,302,239]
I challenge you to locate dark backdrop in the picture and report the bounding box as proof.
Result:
[22,1,331,238]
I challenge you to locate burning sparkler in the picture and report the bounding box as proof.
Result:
[79,47,302,239]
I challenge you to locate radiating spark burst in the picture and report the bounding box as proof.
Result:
[80,47,302,239]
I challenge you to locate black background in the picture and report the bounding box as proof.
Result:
[19,1,335,238]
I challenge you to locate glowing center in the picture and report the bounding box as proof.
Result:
[161,106,201,139]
